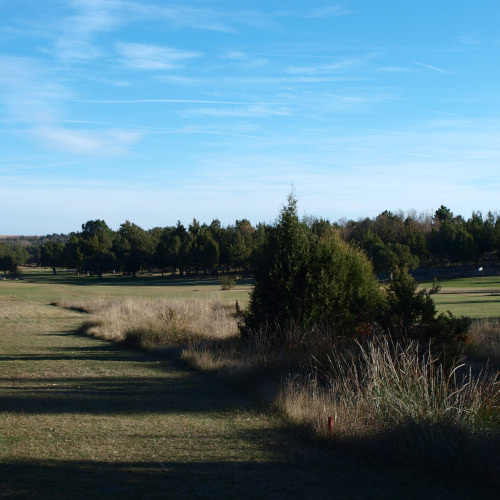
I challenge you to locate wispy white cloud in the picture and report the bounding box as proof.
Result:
[115,42,201,70]
[32,125,142,155]
[73,1,273,34]
[183,104,290,118]
[222,50,268,67]
[377,66,413,73]
[286,57,362,75]
[305,5,352,18]
[160,74,365,87]
[64,120,264,138]
[75,98,249,104]
[0,56,72,123]
[413,61,453,74]
[150,127,263,139]
[0,55,144,156]
[51,0,125,59]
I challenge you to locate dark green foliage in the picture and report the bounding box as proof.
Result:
[430,276,441,294]
[220,275,236,290]
[114,221,154,276]
[40,241,64,274]
[363,230,419,272]
[426,311,472,344]
[0,242,29,274]
[384,267,436,337]
[383,267,471,347]
[80,220,116,277]
[0,254,16,275]
[243,194,384,339]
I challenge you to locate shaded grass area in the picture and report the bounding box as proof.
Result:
[0,299,494,497]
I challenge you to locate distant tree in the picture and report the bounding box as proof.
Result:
[363,231,419,273]
[27,243,41,266]
[40,241,64,274]
[466,211,495,264]
[229,219,255,277]
[453,224,474,263]
[434,205,454,222]
[0,242,29,273]
[196,230,220,275]
[0,254,16,275]
[114,221,153,276]
[403,214,428,260]
[63,233,85,274]
[373,210,404,244]
[79,220,115,277]
[153,227,172,276]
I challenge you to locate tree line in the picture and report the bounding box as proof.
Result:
[1,205,500,277]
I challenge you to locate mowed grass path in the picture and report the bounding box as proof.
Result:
[0,282,494,498]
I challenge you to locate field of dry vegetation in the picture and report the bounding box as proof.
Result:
[58,295,500,488]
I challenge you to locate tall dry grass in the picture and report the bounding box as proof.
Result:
[279,337,500,484]
[58,297,238,348]
[467,318,500,367]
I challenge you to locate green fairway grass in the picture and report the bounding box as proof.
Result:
[0,267,253,306]
[418,275,500,318]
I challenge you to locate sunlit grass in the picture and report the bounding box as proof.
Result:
[0,267,252,306]
[416,275,500,318]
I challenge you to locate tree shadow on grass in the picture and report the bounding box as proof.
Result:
[0,339,250,416]
[20,272,254,289]
[0,448,488,500]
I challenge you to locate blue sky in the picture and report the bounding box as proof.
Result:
[1,1,500,235]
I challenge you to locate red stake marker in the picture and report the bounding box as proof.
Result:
[328,416,333,436]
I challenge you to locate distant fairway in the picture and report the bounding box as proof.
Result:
[418,275,500,318]
[0,267,253,307]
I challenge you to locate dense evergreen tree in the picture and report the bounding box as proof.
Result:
[40,241,64,274]
[244,194,384,338]
[114,221,154,276]
[0,242,29,273]
[79,220,115,277]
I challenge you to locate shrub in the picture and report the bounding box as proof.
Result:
[383,267,471,350]
[384,266,436,337]
[243,194,385,342]
[220,275,236,290]
[430,276,441,294]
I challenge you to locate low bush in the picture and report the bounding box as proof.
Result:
[219,275,236,290]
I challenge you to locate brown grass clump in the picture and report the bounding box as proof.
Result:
[60,297,238,349]
[279,337,500,484]
[467,318,500,367]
